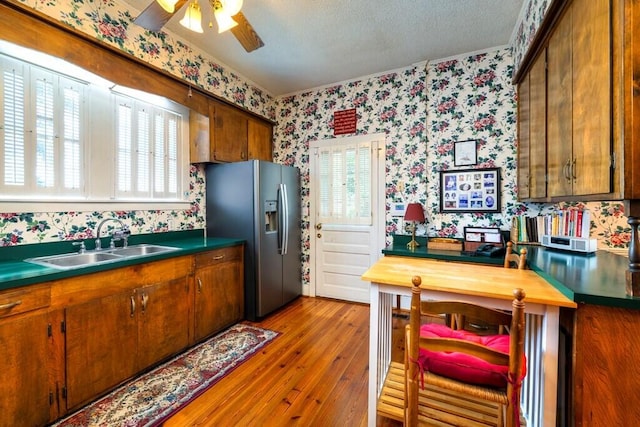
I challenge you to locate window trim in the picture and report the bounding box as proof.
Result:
[0,200,191,213]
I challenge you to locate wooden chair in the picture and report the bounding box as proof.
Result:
[454,242,527,335]
[405,276,526,426]
[504,241,527,270]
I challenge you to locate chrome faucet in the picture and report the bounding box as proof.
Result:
[95,218,129,250]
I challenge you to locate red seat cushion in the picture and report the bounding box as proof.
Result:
[417,323,527,388]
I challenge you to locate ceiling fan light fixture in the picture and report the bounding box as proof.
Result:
[220,0,243,16]
[214,9,238,33]
[156,0,179,13]
[180,0,204,33]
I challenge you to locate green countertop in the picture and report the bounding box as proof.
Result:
[384,234,638,310]
[0,230,244,291]
[382,235,504,266]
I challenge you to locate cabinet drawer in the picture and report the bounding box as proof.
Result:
[195,245,243,268]
[0,284,51,318]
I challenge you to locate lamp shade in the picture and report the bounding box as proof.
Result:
[157,0,179,13]
[214,8,238,33]
[404,203,425,222]
[179,1,204,33]
[221,0,243,16]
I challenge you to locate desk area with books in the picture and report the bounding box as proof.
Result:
[511,209,597,253]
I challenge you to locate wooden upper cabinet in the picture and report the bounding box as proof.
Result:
[248,117,273,162]
[517,50,547,201]
[571,0,611,196]
[529,50,548,199]
[517,0,617,202]
[547,5,573,198]
[211,101,249,163]
[517,74,531,200]
[189,109,210,163]
[189,101,273,163]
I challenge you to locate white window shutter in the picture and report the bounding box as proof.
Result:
[62,82,83,190]
[34,72,55,189]
[2,62,26,187]
[317,141,372,225]
[117,101,133,193]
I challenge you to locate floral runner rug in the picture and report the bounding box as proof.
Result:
[53,324,279,427]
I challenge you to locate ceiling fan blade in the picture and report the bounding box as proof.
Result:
[134,0,189,32]
[230,11,265,52]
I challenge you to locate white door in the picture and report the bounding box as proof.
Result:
[309,134,385,303]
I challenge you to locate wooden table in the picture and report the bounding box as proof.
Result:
[362,256,576,427]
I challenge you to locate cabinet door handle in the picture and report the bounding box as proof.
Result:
[0,300,22,310]
[563,159,571,182]
[213,255,224,260]
[130,295,136,317]
[197,277,203,292]
[141,293,149,312]
[572,158,577,180]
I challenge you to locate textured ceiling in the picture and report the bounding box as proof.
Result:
[123,0,525,96]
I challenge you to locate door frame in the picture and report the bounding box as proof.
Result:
[307,133,386,299]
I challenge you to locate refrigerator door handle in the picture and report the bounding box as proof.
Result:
[282,183,289,255]
[278,183,285,255]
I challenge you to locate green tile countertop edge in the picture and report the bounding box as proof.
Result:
[382,235,640,310]
[0,230,244,291]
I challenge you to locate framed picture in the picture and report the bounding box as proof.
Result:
[439,167,501,213]
[454,139,477,166]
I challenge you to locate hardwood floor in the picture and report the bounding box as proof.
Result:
[163,296,405,426]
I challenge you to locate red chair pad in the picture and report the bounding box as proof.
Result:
[417,323,526,388]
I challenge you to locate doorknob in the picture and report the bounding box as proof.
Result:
[317,233,322,238]
[316,223,322,230]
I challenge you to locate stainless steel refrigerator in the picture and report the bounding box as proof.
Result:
[205,160,301,321]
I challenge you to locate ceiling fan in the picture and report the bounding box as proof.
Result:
[134,0,264,52]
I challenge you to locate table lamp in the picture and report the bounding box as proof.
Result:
[404,203,425,250]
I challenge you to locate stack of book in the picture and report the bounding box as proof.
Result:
[511,209,591,244]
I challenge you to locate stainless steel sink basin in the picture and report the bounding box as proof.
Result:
[107,244,179,257]
[27,251,123,269]
[26,244,179,270]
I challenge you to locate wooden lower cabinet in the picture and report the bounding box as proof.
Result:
[137,277,192,369]
[558,304,640,426]
[571,304,640,425]
[194,246,244,342]
[0,309,62,426]
[65,288,139,410]
[0,244,244,425]
[65,276,193,410]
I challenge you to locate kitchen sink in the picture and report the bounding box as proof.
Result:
[25,244,179,270]
[26,251,123,269]
[107,244,179,257]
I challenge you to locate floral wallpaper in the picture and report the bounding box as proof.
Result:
[511,0,552,74]
[424,50,518,236]
[0,0,632,276]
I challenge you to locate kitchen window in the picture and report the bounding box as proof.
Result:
[0,43,189,211]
